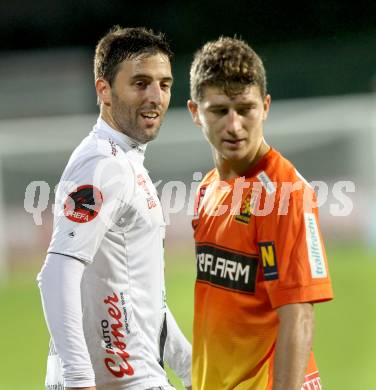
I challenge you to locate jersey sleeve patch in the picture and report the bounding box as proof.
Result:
[64,185,103,223]
[304,212,327,278]
[258,241,278,280]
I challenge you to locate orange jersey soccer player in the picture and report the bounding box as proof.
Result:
[187,37,333,390]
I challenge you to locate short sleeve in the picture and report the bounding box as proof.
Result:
[48,153,133,263]
[256,185,333,308]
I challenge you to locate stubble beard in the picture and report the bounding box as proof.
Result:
[111,93,162,144]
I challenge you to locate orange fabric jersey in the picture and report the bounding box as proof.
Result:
[192,148,333,390]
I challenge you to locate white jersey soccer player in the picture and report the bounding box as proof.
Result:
[38,117,191,390]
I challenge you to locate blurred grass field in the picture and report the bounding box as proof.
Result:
[0,243,375,390]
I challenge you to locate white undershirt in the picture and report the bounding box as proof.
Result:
[38,253,96,387]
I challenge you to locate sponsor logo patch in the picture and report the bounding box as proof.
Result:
[137,174,157,209]
[196,244,258,293]
[258,241,278,280]
[64,185,103,223]
[256,171,276,194]
[193,186,207,220]
[102,292,134,378]
[234,191,256,224]
[302,370,322,389]
[304,213,327,278]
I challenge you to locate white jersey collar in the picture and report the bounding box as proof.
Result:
[93,116,147,164]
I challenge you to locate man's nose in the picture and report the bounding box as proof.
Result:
[146,82,162,106]
[226,109,242,134]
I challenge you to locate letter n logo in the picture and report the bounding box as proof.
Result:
[258,241,278,280]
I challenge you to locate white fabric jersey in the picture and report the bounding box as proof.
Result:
[43,117,191,390]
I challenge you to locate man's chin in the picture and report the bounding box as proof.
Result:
[138,125,160,143]
[222,149,246,161]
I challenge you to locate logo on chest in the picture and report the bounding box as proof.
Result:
[136,174,157,209]
[234,190,258,224]
[196,244,258,293]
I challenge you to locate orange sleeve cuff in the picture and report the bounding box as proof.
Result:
[269,282,334,309]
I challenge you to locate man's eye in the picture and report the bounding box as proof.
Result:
[213,109,227,115]
[161,83,171,91]
[237,107,254,115]
[135,81,146,88]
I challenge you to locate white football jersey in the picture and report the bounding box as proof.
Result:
[47,117,180,390]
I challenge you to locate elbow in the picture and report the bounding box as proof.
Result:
[37,261,47,291]
[37,254,55,294]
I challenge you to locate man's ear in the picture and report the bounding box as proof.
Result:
[262,94,271,121]
[187,100,202,127]
[95,78,112,106]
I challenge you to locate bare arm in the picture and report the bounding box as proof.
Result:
[272,303,314,390]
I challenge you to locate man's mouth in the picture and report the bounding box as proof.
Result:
[223,138,245,146]
[140,111,159,119]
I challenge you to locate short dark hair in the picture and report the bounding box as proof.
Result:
[94,26,173,85]
[190,36,267,102]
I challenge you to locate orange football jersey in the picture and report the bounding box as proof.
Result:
[192,148,333,390]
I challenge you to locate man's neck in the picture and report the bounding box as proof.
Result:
[215,141,270,181]
[100,109,122,134]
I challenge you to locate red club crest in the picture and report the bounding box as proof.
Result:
[64,185,103,223]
